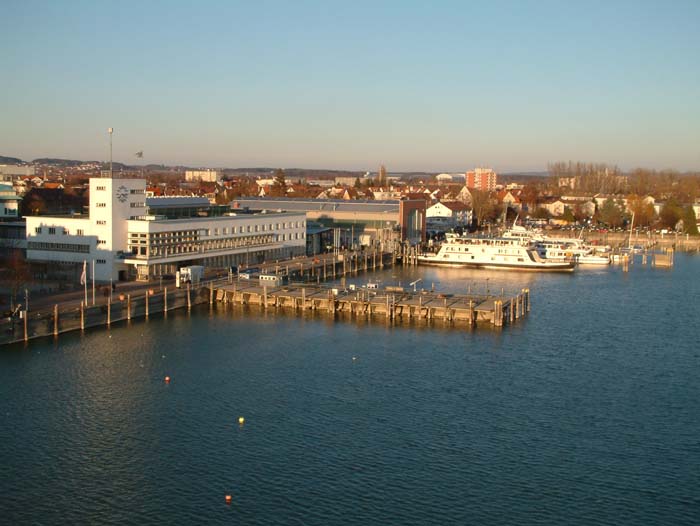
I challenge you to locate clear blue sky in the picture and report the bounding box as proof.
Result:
[2,0,699,172]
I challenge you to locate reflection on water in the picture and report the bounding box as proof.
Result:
[1,254,699,525]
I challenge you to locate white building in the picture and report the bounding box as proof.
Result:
[426,201,471,227]
[185,169,222,182]
[25,177,306,282]
[0,183,22,219]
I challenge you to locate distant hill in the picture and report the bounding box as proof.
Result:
[32,158,92,167]
[0,156,24,165]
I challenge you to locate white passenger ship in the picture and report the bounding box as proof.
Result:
[503,225,610,265]
[417,234,576,272]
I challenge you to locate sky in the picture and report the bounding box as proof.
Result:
[2,0,699,172]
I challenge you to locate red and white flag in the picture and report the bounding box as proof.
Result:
[80,260,87,285]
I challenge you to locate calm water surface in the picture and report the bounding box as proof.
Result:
[2,255,699,525]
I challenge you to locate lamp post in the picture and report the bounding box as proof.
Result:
[108,127,113,178]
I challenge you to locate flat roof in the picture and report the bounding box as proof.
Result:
[232,197,405,214]
[146,196,211,207]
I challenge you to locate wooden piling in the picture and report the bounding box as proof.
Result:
[127,294,131,320]
[53,304,58,336]
[145,291,149,318]
[164,287,168,313]
[24,311,28,342]
[80,301,85,331]
[187,283,192,311]
[107,300,111,327]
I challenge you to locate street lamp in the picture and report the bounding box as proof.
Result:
[108,127,114,178]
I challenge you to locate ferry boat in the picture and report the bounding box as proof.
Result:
[417,234,575,272]
[503,225,610,265]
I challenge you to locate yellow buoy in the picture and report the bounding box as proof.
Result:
[238,416,245,425]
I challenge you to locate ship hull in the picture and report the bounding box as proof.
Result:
[416,257,575,272]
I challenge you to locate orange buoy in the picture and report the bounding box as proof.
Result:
[164,376,171,383]
[225,494,232,505]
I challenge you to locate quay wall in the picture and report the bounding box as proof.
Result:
[0,286,209,347]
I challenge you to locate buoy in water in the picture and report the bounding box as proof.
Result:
[164,376,171,383]
[225,494,232,505]
[352,356,357,361]
[238,416,245,425]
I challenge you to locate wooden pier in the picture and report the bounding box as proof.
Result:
[210,282,531,328]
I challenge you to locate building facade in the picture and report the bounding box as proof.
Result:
[466,168,497,191]
[185,169,222,182]
[25,177,306,282]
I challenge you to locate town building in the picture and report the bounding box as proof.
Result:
[25,177,306,282]
[426,201,471,229]
[0,165,35,182]
[231,197,426,247]
[466,168,497,191]
[0,183,22,221]
[185,169,222,182]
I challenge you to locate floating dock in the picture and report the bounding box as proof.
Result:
[210,282,531,328]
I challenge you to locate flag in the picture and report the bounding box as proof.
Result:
[80,261,87,285]
[135,151,143,158]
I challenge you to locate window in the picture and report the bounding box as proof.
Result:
[130,202,144,208]
[214,228,219,235]
[223,227,228,235]
[34,227,41,234]
[27,241,90,253]
[130,189,145,194]
[96,186,106,191]
[96,259,107,264]
[77,229,84,236]
[4,208,17,215]
[48,227,56,235]
[97,239,106,245]
[96,203,107,208]
[96,220,107,225]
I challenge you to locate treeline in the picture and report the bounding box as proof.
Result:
[548,161,700,202]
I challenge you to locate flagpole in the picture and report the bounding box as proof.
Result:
[83,261,88,305]
[92,259,96,306]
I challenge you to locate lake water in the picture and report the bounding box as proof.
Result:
[2,255,699,525]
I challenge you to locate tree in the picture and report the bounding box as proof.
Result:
[659,199,683,230]
[597,198,624,227]
[626,195,655,226]
[470,190,495,227]
[531,207,551,220]
[561,206,575,223]
[378,165,387,187]
[271,169,287,197]
[681,205,698,235]
[354,177,361,189]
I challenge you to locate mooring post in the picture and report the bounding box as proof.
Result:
[263,285,268,309]
[145,291,150,318]
[164,287,168,314]
[80,301,85,331]
[187,283,191,311]
[524,288,530,312]
[107,299,111,327]
[469,300,475,327]
[24,310,28,342]
[127,294,131,320]
[53,304,58,336]
[302,287,306,310]
[209,285,214,305]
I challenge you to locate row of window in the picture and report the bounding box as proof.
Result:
[34,226,87,236]
[28,241,90,253]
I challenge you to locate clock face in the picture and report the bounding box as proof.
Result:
[116,185,128,203]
